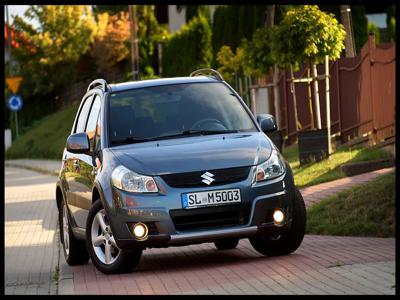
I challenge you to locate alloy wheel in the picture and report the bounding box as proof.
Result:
[91,209,121,265]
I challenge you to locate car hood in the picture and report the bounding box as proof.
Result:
[110,132,273,175]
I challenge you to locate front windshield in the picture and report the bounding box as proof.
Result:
[108,82,257,145]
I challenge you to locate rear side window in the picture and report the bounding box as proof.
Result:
[75,95,93,133]
[85,96,101,151]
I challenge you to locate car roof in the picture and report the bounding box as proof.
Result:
[108,76,221,93]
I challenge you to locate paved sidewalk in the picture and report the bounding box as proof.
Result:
[5,167,59,295]
[5,159,62,176]
[301,167,394,207]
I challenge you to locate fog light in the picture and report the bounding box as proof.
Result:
[132,223,148,240]
[273,209,285,224]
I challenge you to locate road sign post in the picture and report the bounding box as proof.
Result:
[7,94,23,138]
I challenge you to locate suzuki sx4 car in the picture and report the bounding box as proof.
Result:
[56,69,306,274]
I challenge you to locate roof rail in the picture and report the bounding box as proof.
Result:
[189,68,224,81]
[87,79,109,92]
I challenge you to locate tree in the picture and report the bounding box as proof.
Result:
[91,12,130,74]
[91,6,167,78]
[12,5,97,96]
[271,5,346,131]
[216,46,250,82]
[242,28,274,76]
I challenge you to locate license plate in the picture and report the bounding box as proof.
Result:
[182,189,241,209]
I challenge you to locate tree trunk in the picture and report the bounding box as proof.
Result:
[265,5,275,27]
[307,63,314,129]
[340,5,356,57]
[289,65,300,131]
[325,55,332,154]
[273,64,281,128]
[312,63,322,129]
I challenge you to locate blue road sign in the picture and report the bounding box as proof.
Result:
[7,94,23,112]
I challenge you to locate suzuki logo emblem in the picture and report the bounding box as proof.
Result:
[201,172,215,185]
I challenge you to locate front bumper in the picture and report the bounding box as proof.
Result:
[106,165,296,250]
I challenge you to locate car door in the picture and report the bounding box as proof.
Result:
[69,94,102,228]
[64,94,94,228]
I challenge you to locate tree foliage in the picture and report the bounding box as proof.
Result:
[211,5,266,66]
[216,46,247,82]
[12,5,97,95]
[161,14,212,77]
[386,5,396,42]
[242,27,274,76]
[367,22,381,44]
[91,6,167,77]
[91,12,131,74]
[270,5,346,70]
[350,6,368,53]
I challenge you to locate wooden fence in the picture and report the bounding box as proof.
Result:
[273,34,395,146]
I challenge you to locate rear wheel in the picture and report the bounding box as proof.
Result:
[86,199,142,274]
[214,238,239,250]
[249,188,306,256]
[59,198,89,265]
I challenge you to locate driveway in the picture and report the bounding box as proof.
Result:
[4,166,395,295]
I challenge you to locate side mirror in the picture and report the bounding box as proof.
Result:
[257,114,277,134]
[66,132,90,154]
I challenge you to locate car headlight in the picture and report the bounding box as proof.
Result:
[111,165,158,193]
[254,150,285,182]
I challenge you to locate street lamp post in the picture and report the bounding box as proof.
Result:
[129,5,140,81]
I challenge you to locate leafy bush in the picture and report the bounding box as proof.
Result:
[161,14,212,77]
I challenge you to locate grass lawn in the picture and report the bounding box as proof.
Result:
[282,143,392,188]
[6,103,79,160]
[306,171,395,237]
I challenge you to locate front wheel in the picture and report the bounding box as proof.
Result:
[249,188,306,256]
[86,199,142,274]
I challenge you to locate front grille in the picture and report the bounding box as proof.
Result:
[170,205,250,232]
[161,166,251,188]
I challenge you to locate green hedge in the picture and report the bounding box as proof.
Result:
[161,14,212,77]
[211,5,266,66]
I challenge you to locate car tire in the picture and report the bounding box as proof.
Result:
[59,198,90,266]
[86,199,142,274]
[249,188,306,256]
[214,238,239,250]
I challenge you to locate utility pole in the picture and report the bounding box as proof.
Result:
[129,5,140,81]
[340,5,356,57]
[6,5,19,138]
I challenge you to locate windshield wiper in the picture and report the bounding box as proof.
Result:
[110,136,155,146]
[111,130,240,146]
[181,129,240,135]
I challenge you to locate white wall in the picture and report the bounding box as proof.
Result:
[255,87,270,115]
[5,129,12,151]
[168,5,186,33]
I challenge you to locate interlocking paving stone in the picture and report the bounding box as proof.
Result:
[5,164,395,295]
[5,167,59,295]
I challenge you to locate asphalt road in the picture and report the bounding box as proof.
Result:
[4,166,396,295]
